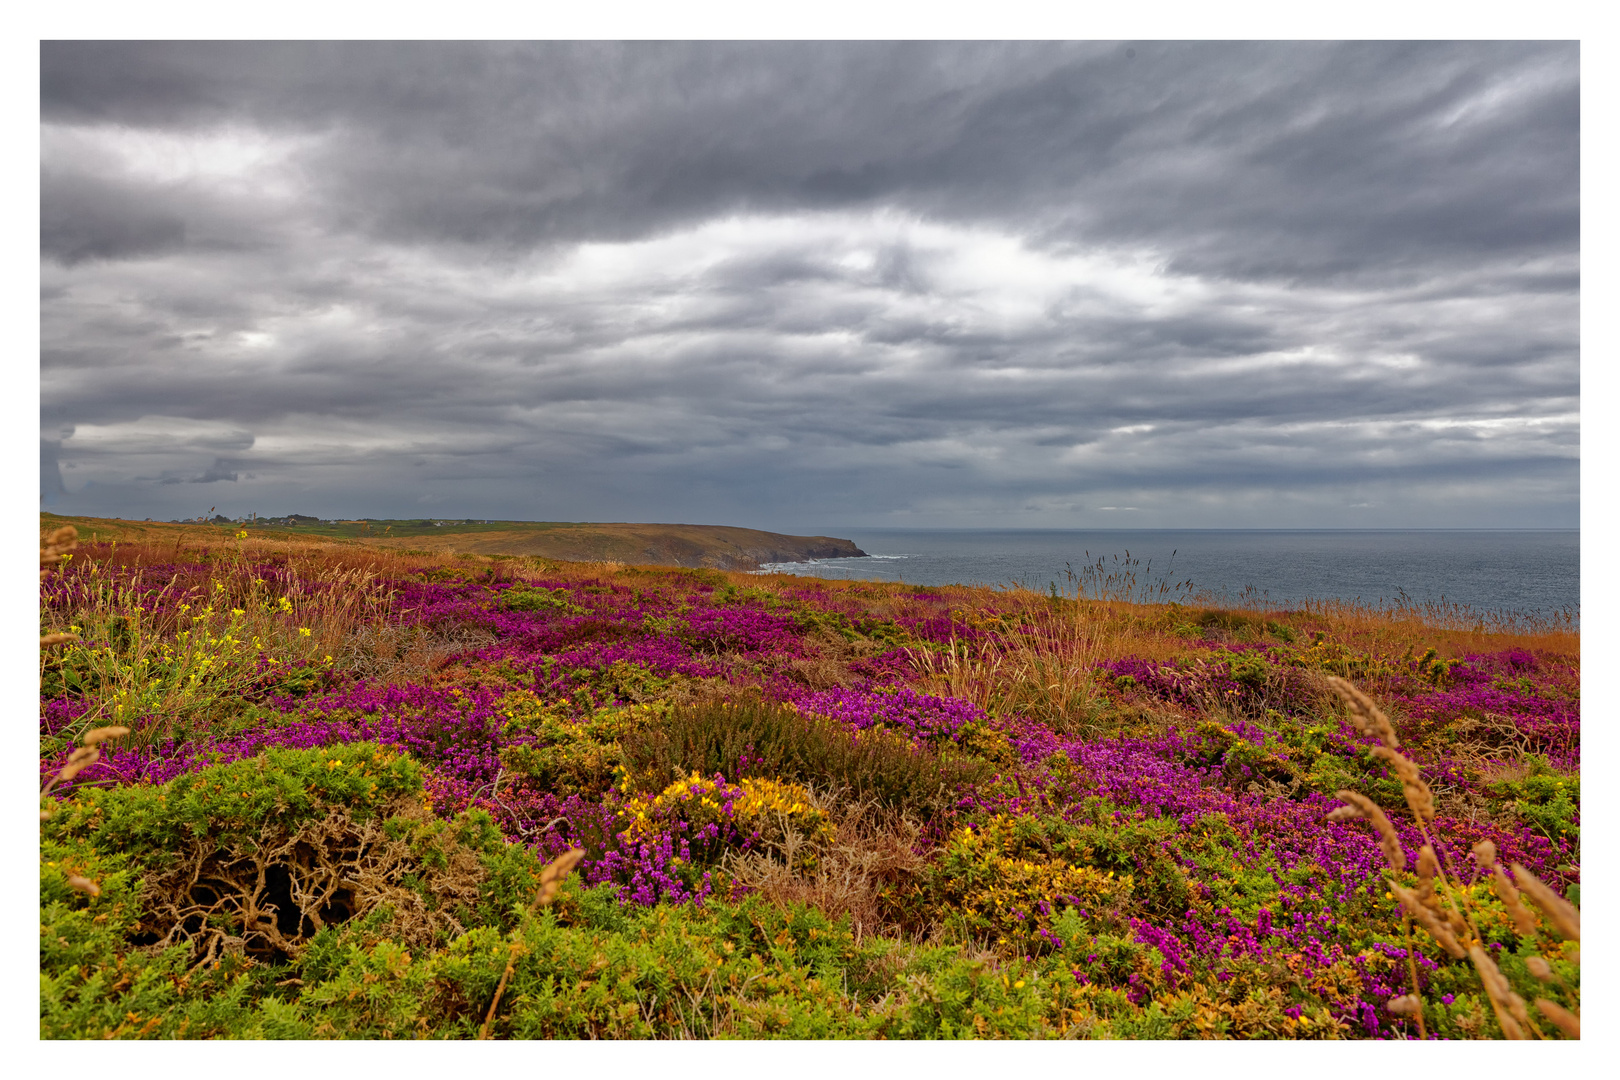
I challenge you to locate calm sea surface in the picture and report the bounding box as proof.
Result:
[756,530,1579,619]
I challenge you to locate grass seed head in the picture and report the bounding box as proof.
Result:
[1325,676,1399,749]
[1490,866,1540,938]
[1333,790,1406,872]
[1386,994,1421,1017]
[1468,945,1531,1039]
[40,525,79,583]
[1534,998,1580,1039]
[1416,845,1439,884]
[1510,862,1580,942]
[58,745,101,781]
[66,876,101,896]
[1390,882,1466,958]
[1369,746,1435,822]
[532,847,585,908]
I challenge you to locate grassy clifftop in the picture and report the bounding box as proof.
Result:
[38,514,865,571]
[362,521,864,570]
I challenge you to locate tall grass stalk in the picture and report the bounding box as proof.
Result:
[42,549,393,744]
[907,591,1113,734]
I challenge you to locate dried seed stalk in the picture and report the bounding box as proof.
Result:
[529,847,585,911]
[1510,863,1580,942]
[1330,790,1407,872]
[1491,868,1540,938]
[1469,945,1531,1040]
[1400,912,1428,1039]
[1370,746,1435,823]
[1414,845,1442,912]
[1325,675,1399,749]
[1328,678,1579,1041]
[480,848,585,1040]
[42,726,130,809]
[1469,839,1537,936]
[1391,882,1466,959]
[40,525,78,584]
[1534,998,1580,1039]
[40,527,80,655]
[57,745,100,782]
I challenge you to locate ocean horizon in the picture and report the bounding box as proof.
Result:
[757,528,1579,620]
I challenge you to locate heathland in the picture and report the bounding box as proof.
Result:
[39,515,1579,1039]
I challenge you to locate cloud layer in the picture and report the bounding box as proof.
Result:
[40,41,1578,528]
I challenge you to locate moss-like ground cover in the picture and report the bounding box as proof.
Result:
[39,526,1579,1039]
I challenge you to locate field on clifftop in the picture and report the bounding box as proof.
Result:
[40,520,1579,1039]
[41,514,863,572]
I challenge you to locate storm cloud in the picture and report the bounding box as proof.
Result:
[40,41,1578,528]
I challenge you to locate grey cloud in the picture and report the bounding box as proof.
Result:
[39,42,1578,529]
[41,172,187,265]
[42,43,1575,281]
[156,458,241,485]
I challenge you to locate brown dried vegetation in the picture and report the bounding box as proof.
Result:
[134,798,485,967]
[723,793,930,942]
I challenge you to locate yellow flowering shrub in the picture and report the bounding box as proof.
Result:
[619,772,835,869]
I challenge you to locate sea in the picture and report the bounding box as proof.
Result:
[755,529,1579,621]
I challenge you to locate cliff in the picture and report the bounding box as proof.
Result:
[362,521,866,570]
[39,514,866,572]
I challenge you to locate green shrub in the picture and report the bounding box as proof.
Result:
[42,742,423,854]
[496,691,665,796]
[901,814,1132,955]
[792,607,911,646]
[495,585,585,615]
[1193,609,1263,638]
[39,745,563,1039]
[1487,755,1580,845]
[1180,713,1403,806]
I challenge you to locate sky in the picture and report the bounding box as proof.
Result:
[38,40,1580,531]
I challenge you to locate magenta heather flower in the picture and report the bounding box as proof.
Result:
[791,685,985,743]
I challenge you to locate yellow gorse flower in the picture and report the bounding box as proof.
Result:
[620,772,833,846]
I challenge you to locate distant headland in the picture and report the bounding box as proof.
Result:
[37,513,865,572]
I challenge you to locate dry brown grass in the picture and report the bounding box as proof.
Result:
[722,790,930,943]
[44,540,401,741]
[1297,594,1577,661]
